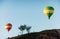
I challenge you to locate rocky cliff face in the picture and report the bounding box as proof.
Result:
[8,29,60,39]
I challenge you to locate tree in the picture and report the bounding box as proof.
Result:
[26,26,31,33]
[18,24,26,34]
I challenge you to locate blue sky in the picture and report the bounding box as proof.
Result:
[0,0,60,39]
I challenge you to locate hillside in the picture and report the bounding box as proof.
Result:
[8,29,60,39]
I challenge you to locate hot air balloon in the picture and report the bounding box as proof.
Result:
[5,23,12,32]
[43,6,54,19]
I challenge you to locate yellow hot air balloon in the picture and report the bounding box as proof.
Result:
[5,23,12,32]
[44,6,54,19]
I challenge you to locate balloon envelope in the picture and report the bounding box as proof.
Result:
[44,6,54,19]
[5,23,12,32]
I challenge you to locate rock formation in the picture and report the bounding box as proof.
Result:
[8,29,60,39]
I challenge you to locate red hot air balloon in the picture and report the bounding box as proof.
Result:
[5,23,12,32]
